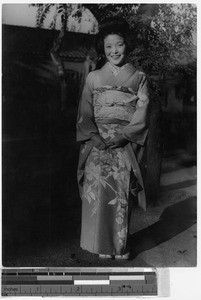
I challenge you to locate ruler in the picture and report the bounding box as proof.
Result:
[1,268,157,296]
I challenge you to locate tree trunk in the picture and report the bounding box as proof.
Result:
[142,95,163,205]
[50,26,68,112]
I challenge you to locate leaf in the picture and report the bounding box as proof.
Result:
[78,116,83,124]
[81,145,86,154]
[86,173,93,181]
[117,227,127,238]
[94,180,99,188]
[117,204,121,212]
[119,198,128,205]
[108,198,117,205]
[113,172,119,180]
[112,166,118,172]
[89,192,96,201]
[116,217,123,224]
[86,195,91,204]
[99,177,106,188]
[91,207,97,215]
[102,132,109,139]
[86,185,91,193]
[92,151,99,157]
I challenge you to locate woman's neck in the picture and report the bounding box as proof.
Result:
[108,62,127,76]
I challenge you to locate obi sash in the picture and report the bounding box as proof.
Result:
[93,86,138,124]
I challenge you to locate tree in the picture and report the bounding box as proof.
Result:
[30,3,98,33]
[135,3,197,75]
[32,3,196,204]
[31,3,196,76]
[31,3,73,31]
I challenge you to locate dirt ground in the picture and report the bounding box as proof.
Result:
[2,149,196,268]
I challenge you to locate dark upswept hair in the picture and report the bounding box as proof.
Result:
[95,16,135,57]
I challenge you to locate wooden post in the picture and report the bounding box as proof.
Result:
[144,93,163,205]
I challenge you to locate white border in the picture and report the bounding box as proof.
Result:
[1,1,200,299]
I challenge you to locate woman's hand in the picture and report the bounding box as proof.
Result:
[106,135,128,149]
[91,134,107,150]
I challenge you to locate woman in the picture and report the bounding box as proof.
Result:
[76,17,149,260]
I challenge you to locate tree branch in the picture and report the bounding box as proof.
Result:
[50,29,65,79]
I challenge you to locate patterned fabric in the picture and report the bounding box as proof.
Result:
[77,63,149,255]
[93,86,138,123]
[81,123,131,254]
[108,62,125,76]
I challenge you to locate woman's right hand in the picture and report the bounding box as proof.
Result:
[91,134,107,150]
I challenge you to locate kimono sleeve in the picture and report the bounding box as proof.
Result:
[122,73,149,146]
[76,72,99,142]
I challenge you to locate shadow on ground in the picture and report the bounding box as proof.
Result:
[128,196,196,259]
[2,194,196,267]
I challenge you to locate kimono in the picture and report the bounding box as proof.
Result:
[76,62,149,255]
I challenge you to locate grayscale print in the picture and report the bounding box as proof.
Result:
[2,3,197,269]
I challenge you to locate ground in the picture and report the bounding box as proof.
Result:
[2,57,196,267]
[2,147,196,268]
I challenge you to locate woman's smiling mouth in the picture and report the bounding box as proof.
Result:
[111,55,121,59]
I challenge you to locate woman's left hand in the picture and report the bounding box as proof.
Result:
[106,135,128,149]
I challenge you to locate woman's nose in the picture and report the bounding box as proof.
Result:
[111,46,118,53]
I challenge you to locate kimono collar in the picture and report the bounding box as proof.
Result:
[108,62,126,77]
[99,62,136,87]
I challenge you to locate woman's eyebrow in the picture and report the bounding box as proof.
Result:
[105,41,124,46]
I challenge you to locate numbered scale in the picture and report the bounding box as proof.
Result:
[2,268,157,296]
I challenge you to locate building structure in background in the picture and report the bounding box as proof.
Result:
[2,24,196,237]
[2,23,196,149]
[2,23,196,267]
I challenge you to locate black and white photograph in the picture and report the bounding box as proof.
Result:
[2,1,197,277]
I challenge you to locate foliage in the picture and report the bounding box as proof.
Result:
[30,3,97,33]
[31,3,74,30]
[150,4,196,74]
[31,3,196,76]
[84,4,139,22]
[124,4,197,76]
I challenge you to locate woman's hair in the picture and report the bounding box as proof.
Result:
[95,17,134,57]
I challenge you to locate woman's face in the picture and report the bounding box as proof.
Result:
[104,34,126,67]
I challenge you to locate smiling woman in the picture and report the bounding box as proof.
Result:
[104,34,126,67]
[76,17,149,260]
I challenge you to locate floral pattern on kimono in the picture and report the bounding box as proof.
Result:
[83,123,132,253]
[76,63,149,255]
